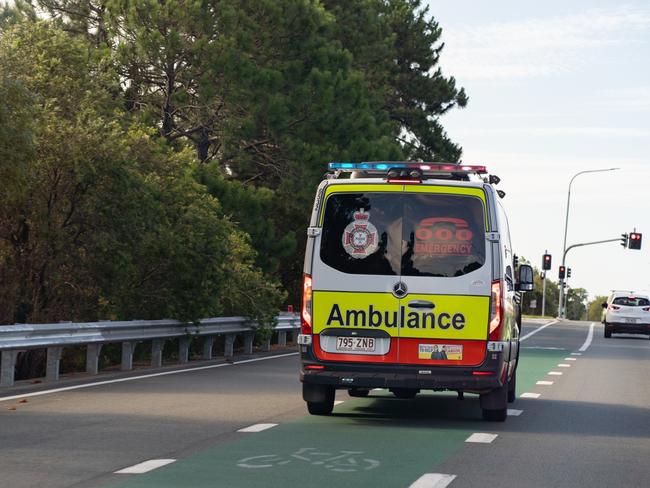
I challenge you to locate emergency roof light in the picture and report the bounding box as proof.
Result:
[328,162,488,174]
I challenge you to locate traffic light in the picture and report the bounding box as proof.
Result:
[567,268,572,278]
[620,233,628,248]
[629,232,642,250]
[542,253,552,270]
[559,266,566,279]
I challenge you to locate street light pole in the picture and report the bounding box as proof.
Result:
[558,168,619,318]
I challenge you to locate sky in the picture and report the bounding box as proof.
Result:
[428,0,650,299]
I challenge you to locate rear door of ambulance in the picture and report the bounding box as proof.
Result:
[310,182,491,367]
[310,182,404,364]
[395,185,492,366]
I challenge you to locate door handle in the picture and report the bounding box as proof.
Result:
[408,300,435,309]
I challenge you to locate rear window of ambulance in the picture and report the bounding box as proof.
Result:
[319,192,486,277]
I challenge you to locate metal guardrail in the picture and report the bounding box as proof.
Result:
[0,314,301,387]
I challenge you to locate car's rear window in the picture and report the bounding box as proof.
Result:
[319,192,486,277]
[612,296,650,306]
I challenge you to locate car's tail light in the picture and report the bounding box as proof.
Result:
[301,274,313,334]
[489,280,503,341]
[608,305,620,311]
[642,307,650,312]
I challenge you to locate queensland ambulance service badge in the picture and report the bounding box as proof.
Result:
[342,209,378,258]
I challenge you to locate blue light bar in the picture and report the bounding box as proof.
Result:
[328,162,487,174]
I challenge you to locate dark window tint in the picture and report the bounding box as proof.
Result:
[401,194,485,277]
[612,297,650,306]
[320,193,401,275]
[320,192,486,277]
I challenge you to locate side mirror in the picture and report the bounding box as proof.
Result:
[517,264,534,292]
[601,302,607,309]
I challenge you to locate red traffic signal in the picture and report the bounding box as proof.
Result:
[542,253,552,270]
[629,232,642,250]
[559,265,566,279]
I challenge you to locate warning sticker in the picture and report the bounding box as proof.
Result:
[418,344,463,360]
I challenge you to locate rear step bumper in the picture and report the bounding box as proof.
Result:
[300,352,508,391]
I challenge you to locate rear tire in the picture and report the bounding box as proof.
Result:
[480,381,508,422]
[348,388,370,398]
[390,388,418,399]
[482,408,507,422]
[303,384,335,416]
[604,323,612,338]
[307,389,335,415]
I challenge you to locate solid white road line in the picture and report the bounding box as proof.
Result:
[115,459,175,474]
[0,352,300,403]
[521,393,541,398]
[520,319,559,342]
[507,409,523,416]
[466,433,498,443]
[578,322,595,352]
[548,371,563,376]
[409,473,457,488]
[237,423,278,433]
[558,364,571,368]
[536,381,554,385]
[564,357,577,361]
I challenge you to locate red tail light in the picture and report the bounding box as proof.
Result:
[489,280,503,341]
[301,274,313,334]
[608,305,620,311]
[642,307,650,312]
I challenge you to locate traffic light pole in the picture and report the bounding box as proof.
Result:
[558,237,621,317]
[559,168,619,319]
[542,274,547,317]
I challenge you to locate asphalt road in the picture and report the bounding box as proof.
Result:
[0,319,648,488]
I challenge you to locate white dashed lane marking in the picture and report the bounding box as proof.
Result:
[548,371,563,376]
[558,364,571,368]
[409,473,457,488]
[507,409,523,416]
[466,433,498,443]
[571,352,582,356]
[115,459,176,474]
[564,357,577,361]
[521,392,541,398]
[237,423,278,433]
[536,381,554,385]
[334,401,345,405]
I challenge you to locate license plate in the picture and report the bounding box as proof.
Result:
[625,318,638,323]
[336,337,376,352]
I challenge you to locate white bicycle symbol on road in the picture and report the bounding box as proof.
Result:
[237,447,381,473]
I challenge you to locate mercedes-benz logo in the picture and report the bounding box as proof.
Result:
[392,281,408,298]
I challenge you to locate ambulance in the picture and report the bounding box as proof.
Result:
[298,162,534,421]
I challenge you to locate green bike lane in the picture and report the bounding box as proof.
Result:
[111,348,570,487]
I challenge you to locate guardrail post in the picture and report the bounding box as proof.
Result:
[244,333,254,355]
[179,337,190,364]
[151,339,165,368]
[86,344,102,375]
[202,336,214,360]
[224,334,235,359]
[1,351,18,387]
[121,341,136,371]
[278,331,287,346]
[46,347,63,382]
[261,334,271,352]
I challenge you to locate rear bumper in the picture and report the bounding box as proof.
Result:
[300,344,509,392]
[605,322,650,335]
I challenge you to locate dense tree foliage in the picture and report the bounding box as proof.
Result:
[0,0,467,324]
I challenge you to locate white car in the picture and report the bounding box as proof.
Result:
[602,292,650,338]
